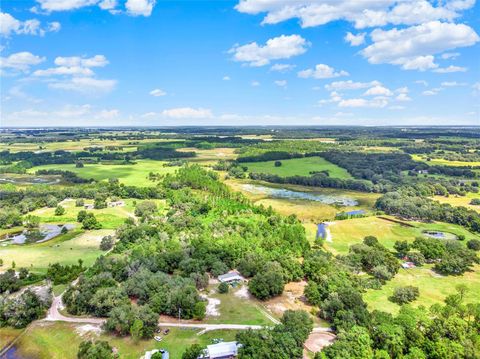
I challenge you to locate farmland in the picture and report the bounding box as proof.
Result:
[28,160,178,187]
[242,156,353,179]
[1,127,480,358]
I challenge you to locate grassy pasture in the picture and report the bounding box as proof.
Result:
[364,264,480,314]
[0,229,112,273]
[326,216,480,255]
[0,138,175,153]
[14,322,238,359]
[243,157,352,179]
[432,193,480,213]
[178,147,238,165]
[29,198,158,229]
[411,154,480,167]
[29,160,178,187]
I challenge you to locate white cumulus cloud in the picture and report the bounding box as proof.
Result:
[298,64,349,79]
[361,21,479,71]
[0,52,45,72]
[344,32,365,46]
[229,34,309,67]
[125,0,156,16]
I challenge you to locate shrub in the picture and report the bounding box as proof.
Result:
[467,239,480,251]
[274,161,282,167]
[54,205,65,216]
[218,282,229,294]
[100,235,114,251]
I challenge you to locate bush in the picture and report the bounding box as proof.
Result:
[390,286,419,305]
[54,205,66,216]
[466,239,480,251]
[274,161,282,167]
[75,199,85,207]
[100,235,114,251]
[218,282,229,294]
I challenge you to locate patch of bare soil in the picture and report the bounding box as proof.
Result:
[265,281,314,317]
[304,332,336,353]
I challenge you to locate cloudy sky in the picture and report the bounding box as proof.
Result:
[1,0,479,126]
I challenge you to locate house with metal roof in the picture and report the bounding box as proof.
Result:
[218,271,244,284]
[206,341,241,359]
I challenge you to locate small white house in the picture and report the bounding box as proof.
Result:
[206,341,241,359]
[84,204,94,210]
[218,271,244,284]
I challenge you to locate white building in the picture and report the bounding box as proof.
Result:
[218,271,244,284]
[206,341,240,359]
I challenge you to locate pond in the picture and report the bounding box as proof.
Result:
[0,224,75,245]
[0,175,60,185]
[2,346,24,359]
[423,231,458,240]
[240,184,358,206]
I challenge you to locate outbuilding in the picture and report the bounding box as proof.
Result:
[206,341,241,359]
[218,271,244,284]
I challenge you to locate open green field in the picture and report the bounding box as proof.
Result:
[13,322,238,359]
[28,160,178,187]
[433,193,480,213]
[29,198,166,229]
[0,138,175,153]
[243,157,353,179]
[411,154,480,167]
[205,285,276,326]
[326,216,480,255]
[0,229,112,273]
[364,264,480,314]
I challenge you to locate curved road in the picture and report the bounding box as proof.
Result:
[44,295,333,333]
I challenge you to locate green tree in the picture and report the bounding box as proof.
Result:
[130,319,144,343]
[77,340,114,359]
[182,344,203,359]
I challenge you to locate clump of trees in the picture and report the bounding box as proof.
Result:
[237,310,313,358]
[248,262,285,300]
[389,286,419,305]
[100,235,114,251]
[77,340,116,359]
[46,260,84,285]
[0,289,52,328]
[77,210,101,230]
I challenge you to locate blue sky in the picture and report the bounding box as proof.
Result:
[1,0,479,126]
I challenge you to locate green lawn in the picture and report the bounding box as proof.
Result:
[432,193,480,213]
[205,285,275,326]
[0,229,112,273]
[243,157,353,179]
[28,160,178,187]
[29,198,163,229]
[411,154,480,167]
[15,322,238,359]
[364,264,480,314]
[326,216,480,255]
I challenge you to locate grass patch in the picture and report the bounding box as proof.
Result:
[0,327,24,351]
[205,285,275,326]
[243,157,352,179]
[0,229,112,273]
[411,154,480,167]
[16,322,238,359]
[364,264,480,314]
[28,160,178,187]
[326,216,480,255]
[432,193,480,213]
